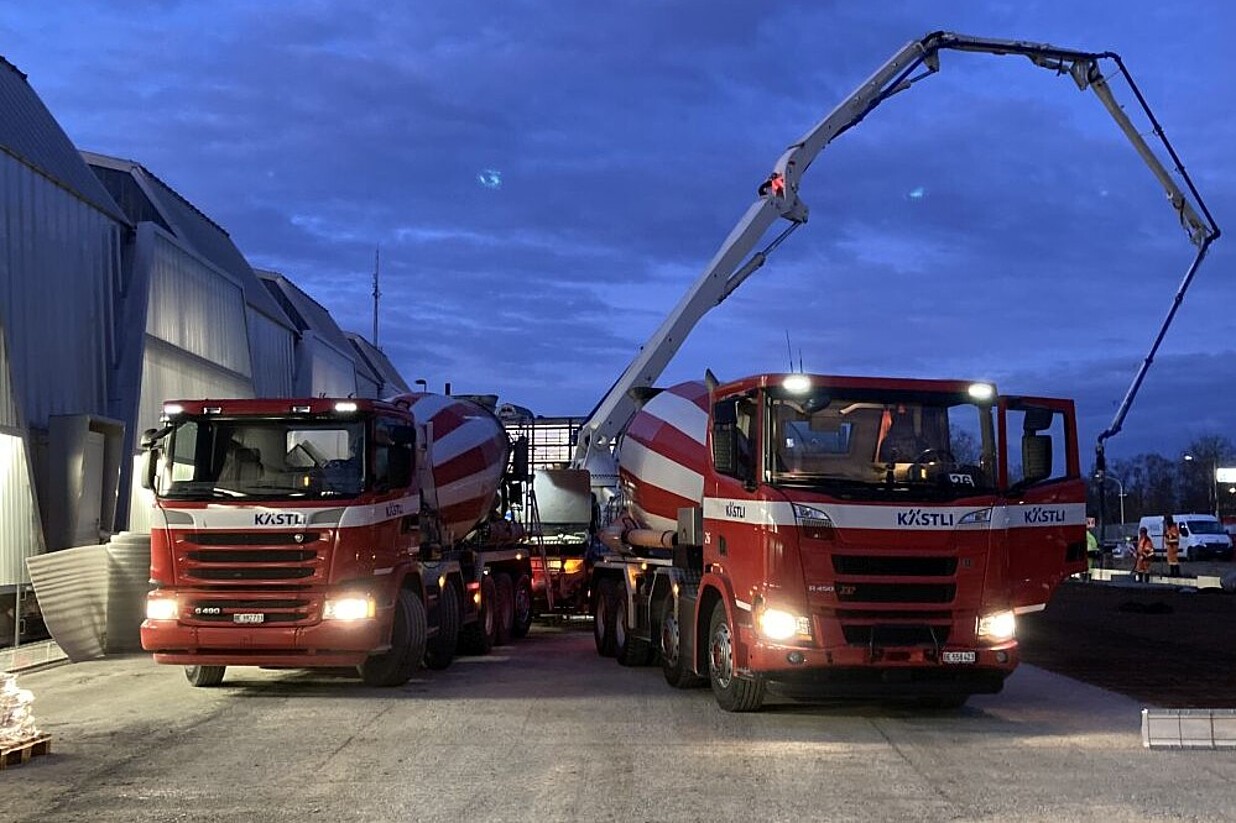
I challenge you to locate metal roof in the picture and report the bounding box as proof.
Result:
[256,269,356,354]
[0,56,128,225]
[345,332,411,395]
[82,152,294,332]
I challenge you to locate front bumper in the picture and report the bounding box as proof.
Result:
[740,627,1017,695]
[141,617,387,668]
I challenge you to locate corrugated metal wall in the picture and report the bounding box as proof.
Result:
[248,307,294,397]
[0,153,120,429]
[0,432,43,587]
[146,232,250,377]
[304,337,360,398]
[0,325,20,430]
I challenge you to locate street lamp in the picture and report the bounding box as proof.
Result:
[1093,473,1127,539]
[1183,453,1218,517]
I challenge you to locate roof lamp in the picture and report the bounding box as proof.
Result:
[162,403,184,416]
[967,383,994,402]
[334,401,359,413]
[782,374,812,394]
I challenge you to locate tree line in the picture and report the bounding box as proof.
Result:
[1087,434,1234,524]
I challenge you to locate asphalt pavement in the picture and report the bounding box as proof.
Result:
[8,622,1236,823]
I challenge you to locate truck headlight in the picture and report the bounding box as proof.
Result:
[324,595,376,621]
[757,608,811,641]
[977,610,1016,643]
[146,595,178,621]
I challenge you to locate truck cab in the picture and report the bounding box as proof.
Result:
[593,373,1087,711]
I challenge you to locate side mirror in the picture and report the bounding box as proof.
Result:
[390,425,416,447]
[388,445,413,489]
[512,435,530,481]
[140,427,161,449]
[141,447,160,491]
[1022,434,1052,484]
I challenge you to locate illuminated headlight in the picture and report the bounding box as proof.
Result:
[782,374,812,394]
[967,382,994,401]
[757,608,811,642]
[146,596,178,621]
[958,507,993,526]
[324,595,376,621]
[977,610,1016,643]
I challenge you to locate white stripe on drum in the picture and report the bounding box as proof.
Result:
[643,391,708,444]
[619,438,703,504]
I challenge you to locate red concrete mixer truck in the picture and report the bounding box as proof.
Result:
[138,393,534,687]
[570,32,1218,710]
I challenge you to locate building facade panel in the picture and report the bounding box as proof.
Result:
[0,153,121,429]
[145,232,250,376]
[247,307,295,397]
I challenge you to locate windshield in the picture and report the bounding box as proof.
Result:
[769,389,996,498]
[1182,519,1225,535]
[157,417,365,501]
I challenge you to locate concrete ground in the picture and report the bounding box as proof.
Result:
[8,623,1236,823]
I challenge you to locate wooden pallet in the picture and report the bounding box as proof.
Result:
[0,734,51,770]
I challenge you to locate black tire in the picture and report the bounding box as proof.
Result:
[493,572,515,646]
[707,601,765,712]
[659,597,705,688]
[511,573,534,639]
[593,577,618,657]
[458,576,497,656]
[184,665,226,687]
[360,589,427,687]
[615,588,653,667]
[424,581,461,670]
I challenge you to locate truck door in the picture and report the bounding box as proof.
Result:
[997,397,1087,612]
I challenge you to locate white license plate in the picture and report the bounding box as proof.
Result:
[233,613,265,624]
[942,651,976,664]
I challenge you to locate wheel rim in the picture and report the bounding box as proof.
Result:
[710,619,734,689]
[615,597,626,649]
[661,613,680,667]
[515,585,531,626]
[594,596,607,642]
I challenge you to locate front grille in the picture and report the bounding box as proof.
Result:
[842,625,952,646]
[836,583,955,604]
[177,530,327,587]
[188,567,315,581]
[188,549,317,563]
[187,597,313,625]
[833,556,956,576]
[836,609,951,621]
[187,532,320,546]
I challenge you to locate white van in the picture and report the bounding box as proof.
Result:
[1138,514,1234,561]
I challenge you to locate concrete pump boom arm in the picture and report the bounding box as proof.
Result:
[572,30,1219,473]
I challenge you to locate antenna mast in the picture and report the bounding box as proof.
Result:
[372,246,381,348]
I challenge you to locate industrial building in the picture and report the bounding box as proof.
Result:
[0,56,406,663]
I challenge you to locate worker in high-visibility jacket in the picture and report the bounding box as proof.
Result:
[1134,526,1155,583]
[1164,514,1182,577]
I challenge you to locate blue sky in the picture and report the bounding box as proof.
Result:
[2,1,1232,460]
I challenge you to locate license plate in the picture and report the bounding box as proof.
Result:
[233,613,265,624]
[942,651,976,664]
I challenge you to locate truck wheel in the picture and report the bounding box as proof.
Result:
[493,572,515,646]
[360,589,426,687]
[615,589,652,666]
[707,602,765,712]
[184,665,226,687]
[425,582,461,670]
[593,578,618,657]
[458,576,497,655]
[659,598,704,688]
[511,573,534,639]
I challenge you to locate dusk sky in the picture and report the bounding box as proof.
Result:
[2,2,1232,462]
